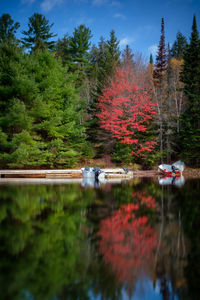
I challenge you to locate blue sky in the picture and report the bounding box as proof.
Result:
[0,0,199,58]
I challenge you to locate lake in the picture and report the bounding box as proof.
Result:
[0,177,199,300]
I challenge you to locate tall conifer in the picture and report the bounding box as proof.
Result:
[153,18,167,160]
[121,45,134,69]
[179,15,200,166]
[149,53,153,64]
[153,18,167,82]
[21,13,56,51]
[171,31,187,60]
[0,13,20,42]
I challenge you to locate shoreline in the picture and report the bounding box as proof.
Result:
[0,168,200,179]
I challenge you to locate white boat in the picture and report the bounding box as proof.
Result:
[81,167,105,179]
[158,160,185,177]
[81,167,95,178]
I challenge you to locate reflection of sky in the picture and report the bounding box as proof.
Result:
[89,276,179,300]
[122,276,179,300]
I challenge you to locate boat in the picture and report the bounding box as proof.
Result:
[158,160,185,177]
[81,167,105,179]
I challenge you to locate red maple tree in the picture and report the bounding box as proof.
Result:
[97,67,157,156]
[97,192,158,295]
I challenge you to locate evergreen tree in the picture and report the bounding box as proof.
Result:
[165,44,174,162]
[0,46,92,168]
[121,45,134,69]
[149,53,153,64]
[153,17,167,160]
[0,13,20,42]
[171,31,187,60]
[92,37,109,94]
[21,13,56,51]
[69,24,92,62]
[90,31,121,97]
[69,24,92,83]
[153,18,167,81]
[55,34,71,66]
[179,15,200,166]
[87,32,121,154]
[106,29,121,75]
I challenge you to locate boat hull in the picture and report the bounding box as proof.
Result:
[158,161,185,177]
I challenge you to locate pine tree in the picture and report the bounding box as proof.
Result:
[171,31,188,60]
[149,53,153,64]
[153,18,167,81]
[0,47,91,168]
[69,24,92,83]
[121,45,134,69]
[179,15,200,166]
[106,29,121,76]
[153,18,167,161]
[55,34,71,66]
[165,44,174,162]
[21,13,56,51]
[0,13,20,42]
[69,25,92,61]
[87,32,121,154]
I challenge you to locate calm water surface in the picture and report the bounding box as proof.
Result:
[0,177,200,300]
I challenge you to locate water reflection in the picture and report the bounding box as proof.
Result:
[0,178,199,299]
[82,176,106,188]
[158,176,185,187]
[98,192,158,297]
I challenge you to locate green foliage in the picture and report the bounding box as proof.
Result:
[0,183,93,300]
[68,24,92,85]
[0,12,199,168]
[140,150,163,169]
[0,45,92,168]
[179,15,200,166]
[86,31,121,151]
[0,13,20,42]
[21,13,56,51]
[69,24,92,61]
[121,44,134,69]
[112,142,133,165]
[171,31,188,60]
[153,17,167,80]
[149,53,153,64]
[56,34,71,65]
[1,129,49,168]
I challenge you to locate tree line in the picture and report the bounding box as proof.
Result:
[0,12,199,168]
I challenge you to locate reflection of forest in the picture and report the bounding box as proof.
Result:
[0,184,95,300]
[0,179,199,300]
[153,187,188,300]
[94,181,190,299]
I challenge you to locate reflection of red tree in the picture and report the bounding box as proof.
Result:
[132,191,157,209]
[98,193,158,295]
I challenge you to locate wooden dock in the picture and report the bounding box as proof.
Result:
[0,168,134,179]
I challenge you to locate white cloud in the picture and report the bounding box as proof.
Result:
[40,0,63,12]
[148,44,158,56]
[114,13,126,20]
[119,37,134,47]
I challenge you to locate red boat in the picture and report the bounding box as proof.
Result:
[158,161,185,177]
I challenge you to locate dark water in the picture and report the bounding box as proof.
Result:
[0,177,200,300]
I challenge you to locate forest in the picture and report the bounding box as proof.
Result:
[0,12,199,169]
